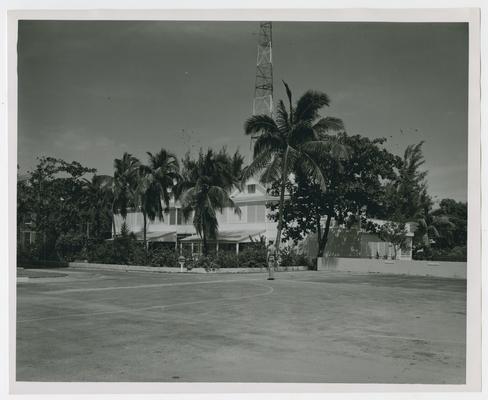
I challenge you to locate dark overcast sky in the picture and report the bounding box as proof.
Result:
[17,21,468,202]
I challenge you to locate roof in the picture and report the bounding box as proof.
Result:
[180,229,266,243]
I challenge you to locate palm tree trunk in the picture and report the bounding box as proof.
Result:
[202,230,208,256]
[272,147,290,280]
[111,199,117,239]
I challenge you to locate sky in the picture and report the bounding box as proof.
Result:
[17,21,468,202]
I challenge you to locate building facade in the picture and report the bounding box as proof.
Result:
[113,178,278,254]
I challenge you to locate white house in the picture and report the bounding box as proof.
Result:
[114,179,414,261]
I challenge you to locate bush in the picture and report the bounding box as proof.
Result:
[149,247,178,268]
[55,231,86,261]
[414,245,467,262]
[238,246,267,269]
[187,255,219,271]
[214,251,240,268]
[279,246,312,268]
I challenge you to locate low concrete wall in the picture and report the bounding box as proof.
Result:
[69,262,309,274]
[321,257,466,279]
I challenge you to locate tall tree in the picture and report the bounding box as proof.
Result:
[113,152,140,234]
[243,81,345,278]
[134,149,180,260]
[179,148,242,256]
[386,141,429,221]
[18,157,96,260]
[269,133,401,259]
[81,174,114,240]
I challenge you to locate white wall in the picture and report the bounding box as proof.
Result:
[320,257,466,279]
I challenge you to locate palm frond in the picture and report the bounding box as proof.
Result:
[313,117,345,133]
[252,131,284,159]
[282,80,293,121]
[275,100,290,134]
[259,154,282,184]
[241,149,273,183]
[294,90,331,123]
[300,140,350,162]
[244,115,279,136]
[299,148,328,191]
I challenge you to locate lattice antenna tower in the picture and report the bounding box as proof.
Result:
[252,22,273,132]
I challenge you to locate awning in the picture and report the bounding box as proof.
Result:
[133,230,177,242]
[180,229,266,243]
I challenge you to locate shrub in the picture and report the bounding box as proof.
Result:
[149,247,178,268]
[88,241,118,264]
[55,231,86,262]
[127,242,147,265]
[214,251,240,268]
[279,246,312,267]
[187,255,219,271]
[238,246,267,269]
[279,247,295,267]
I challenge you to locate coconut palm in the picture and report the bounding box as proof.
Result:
[81,174,114,239]
[178,148,243,256]
[134,149,180,259]
[243,81,345,279]
[113,152,140,234]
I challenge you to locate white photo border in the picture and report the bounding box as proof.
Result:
[5,6,482,396]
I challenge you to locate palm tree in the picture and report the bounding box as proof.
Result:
[394,141,428,221]
[178,148,243,256]
[81,174,114,239]
[243,81,345,279]
[134,149,180,260]
[113,152,140,236]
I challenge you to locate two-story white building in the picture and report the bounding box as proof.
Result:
[113,178,278,254]
[114,179,414,261]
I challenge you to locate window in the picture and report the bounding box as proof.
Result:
[247,184,256,194]
[256,205,265,222]
[247,205,256,223]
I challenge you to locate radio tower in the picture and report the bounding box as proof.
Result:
[252,22,273,124]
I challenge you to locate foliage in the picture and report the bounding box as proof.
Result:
[413,199,467,261]
[113,152,140,219]
[279,246,311,267]
[238,246,267,269]
[55,231,87,261]
[149,247,179,268]
[382,141,430,222]
[268,133,401,258]
[243,81,346,274]
[187,255,219,271]
[17,156,97,261]
[81,174,114,240]
[213,252,240,269]
[178,148,243,255]
[132,149,180,260]
[431,199,467,249]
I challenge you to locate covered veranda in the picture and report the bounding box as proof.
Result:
[179,229,266,255]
